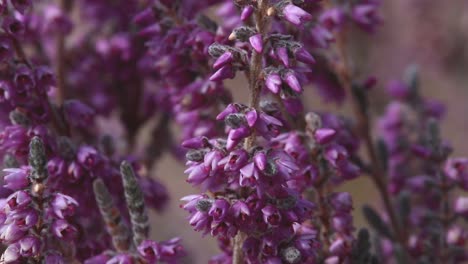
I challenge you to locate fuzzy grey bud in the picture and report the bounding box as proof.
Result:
[9,110,30,126]
[195,199,214,212]
[185,149,206,162]
[225,113,246,128]
[3,153,19,168]
[229,26,256,41]
[305,112,322,132]
[57,136,76,161]
[120,161,149,246]
[282,246,301,264]
[28,136,48,182]
[93,179,131,252]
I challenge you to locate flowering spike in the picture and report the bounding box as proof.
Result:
[120,161,150,246]
[93,179,131,252]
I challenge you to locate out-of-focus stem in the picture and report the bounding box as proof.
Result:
[333,29,406,250]
[317,180,331,250]
[55,0,73,105]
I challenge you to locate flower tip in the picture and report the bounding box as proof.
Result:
[267,7,276,17]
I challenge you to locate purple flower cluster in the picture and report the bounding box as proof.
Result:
[0,0,464,263]
[0,137,78,263]
[372,69,468,262]
[179,0,379,263]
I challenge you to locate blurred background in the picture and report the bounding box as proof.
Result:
[147,1,468,263]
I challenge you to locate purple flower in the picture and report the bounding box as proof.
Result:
[1,243,20,263]
[262,205,282,227]
[157,237,186,263]
[320,8,346,30]
[4,191,31,212]
[2,14,25,37]
[51,193,78,219]
[0,223,26,243]
[314,128,337,144]
[77,146,101,170]
[454,197,468,218]
[445,158,468,190]
[14,66,36,93]
[3,168,29,190]
[106,253,134,264]
[63,100,95,129]
[209,199,230,223]
[138,240,159,263]
[210,65,235,82]
[5,209,38,230]
[226,126,251,150]
[241,6,254,21]
[219,149,248,172]
[276,46,290,67]
[282,71,302,93]
[282,4,313,26]
[352,4,381,32]
[213,52,234,70]
[329,192,353,213]
[265,73,282,94]
[52,219,77,240]
[249,34,263,53]
[386,80,410,100]
[0,36,13,62]
[18,235,40,257]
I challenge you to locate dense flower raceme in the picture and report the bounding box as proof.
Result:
[0,1,173,262]
[0,0,464,263]
[371,70,468,262]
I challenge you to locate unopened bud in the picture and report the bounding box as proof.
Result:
[225,113,246,128]
[195,199,214,212]
[305,112,322,132]
[282,246,301,264]
[185,149,206,162]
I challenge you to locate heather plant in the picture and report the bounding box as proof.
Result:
[0,0,465,264]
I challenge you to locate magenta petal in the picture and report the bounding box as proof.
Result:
[284,72,302,93]
[213,52,233,70]
[209,65,235,82]
[295,47,315,65]
[241,6,254,21]
[240,163,255,178]
[276,47,289,67]
[249,34,263,53]
[265,74,281,94]
[245,110,258,127]
[216,104,239,120]
[254,152,267,171]
[314,128,337,144]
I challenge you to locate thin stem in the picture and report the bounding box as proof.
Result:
[317,181,331,250]
[333,30,406,249]
[55,0,73,105]
[233,1,270,264]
